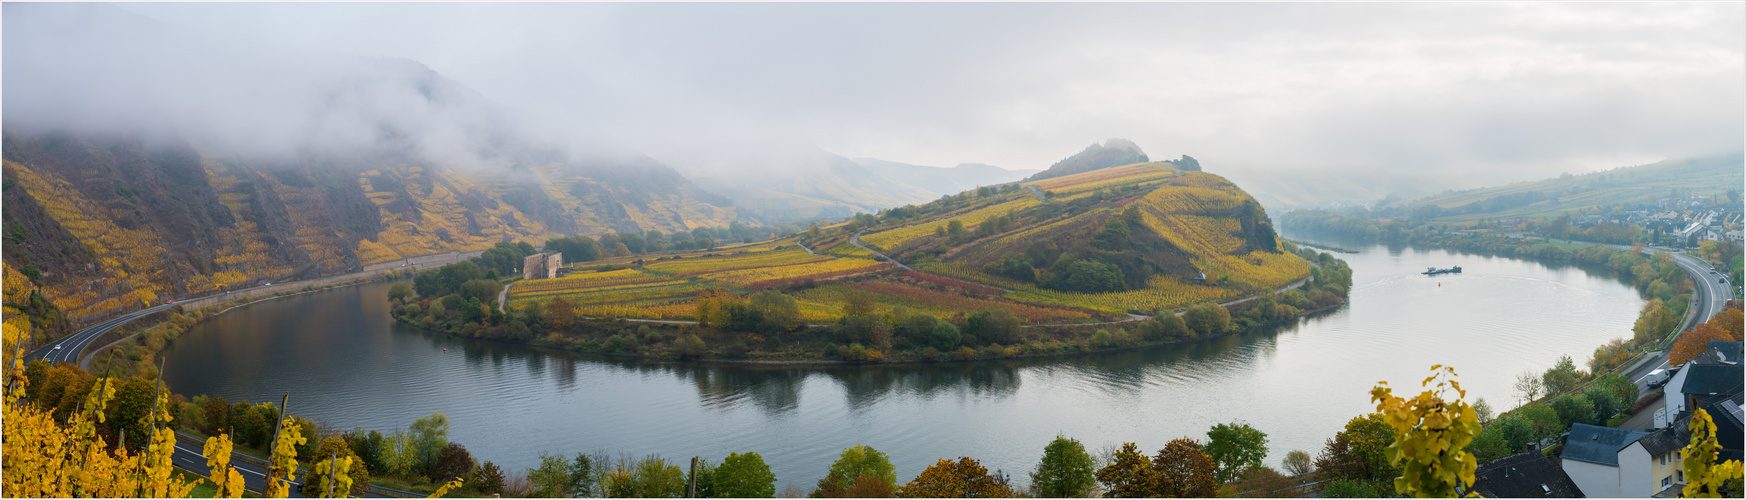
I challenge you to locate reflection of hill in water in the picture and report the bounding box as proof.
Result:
[424,312,1337,417]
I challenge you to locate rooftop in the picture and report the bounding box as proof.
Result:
[1562,423,1650,467]
[1680,364,1744,398]
[1472,452,1584,498]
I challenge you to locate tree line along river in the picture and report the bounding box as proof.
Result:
[163,237,1643,490]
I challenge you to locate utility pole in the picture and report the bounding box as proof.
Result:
[688,456,699,498]
[139,357,166,497]
[265,392,290,493]
[327,452,338,498]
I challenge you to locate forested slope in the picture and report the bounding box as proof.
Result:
[0,129,738,323]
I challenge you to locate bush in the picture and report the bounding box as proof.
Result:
[1183,302,1231,337]
[1320,479,1382,498]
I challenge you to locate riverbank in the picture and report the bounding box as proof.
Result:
[389,299,1349,367]
[84,269,422,377]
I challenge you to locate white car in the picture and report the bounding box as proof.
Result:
[1645,369,1670,389]
[53,344,62,351]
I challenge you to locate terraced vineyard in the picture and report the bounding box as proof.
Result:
[503,160,1311,328]
[506,244,904,320]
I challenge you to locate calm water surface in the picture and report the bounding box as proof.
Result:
[164,241,1642,489]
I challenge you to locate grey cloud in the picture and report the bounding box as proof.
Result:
[7,2,1741,180]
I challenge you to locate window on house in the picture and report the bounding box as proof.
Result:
[1678,470,1685,483]
[1663,476,1673,488]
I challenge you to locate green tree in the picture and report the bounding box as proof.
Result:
[1370,365,1482,498]
[1030,435,1096,497]
[473,461,506,497]
[930,322,962,351]
[710,451,777,498]
[1540,355,1585,395]
[674,334,707,359]
[1182,303,1230,337]
[1320,479,1383,498]
[568,453,598,497]
[749,290,802,333]
[1203,422,1269,483]
[1550,393,1596,427]
[409,412,450,479]
[813,444,897,497]
[388,282,413,302]
[1314,414,1396,489]
[528,452,575,497]
[604,455,686,498]
[1518,404,1562,440]
[1047,260,1126,293]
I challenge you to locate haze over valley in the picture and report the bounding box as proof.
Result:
[3,3,1741,499]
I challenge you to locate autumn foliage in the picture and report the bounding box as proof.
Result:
[898,457,1021,498]
[1370,365,1482,498]
[1669,308,1744,366]
[1094,439,1219,498]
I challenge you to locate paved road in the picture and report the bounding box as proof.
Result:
[849,231,914,272]
[171,432,410,497]
[24,303,176,366]
[1619,247,1736,397]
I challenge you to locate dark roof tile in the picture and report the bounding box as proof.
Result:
[1681,364,1744,397]
[1473,452,1584,498]
[1562,424,1650,466]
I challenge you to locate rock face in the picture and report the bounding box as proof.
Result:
[0,129,736,323]
[1026,138,1151,181]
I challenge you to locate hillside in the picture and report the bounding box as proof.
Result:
[0,129,738,323]
[1404,151,1743,224]
[488,158,1314,338]
[849,161,1310,314]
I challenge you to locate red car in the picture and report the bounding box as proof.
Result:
[164,299,174,305]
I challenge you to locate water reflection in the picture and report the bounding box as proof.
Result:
[164,243,1645,486]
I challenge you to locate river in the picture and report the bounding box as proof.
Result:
[163,240,1643,490]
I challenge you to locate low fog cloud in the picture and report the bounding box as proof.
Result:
[3,3,519,166]
[5,2,1741,178]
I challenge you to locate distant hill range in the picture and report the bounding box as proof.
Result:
[852,158,1039,196]
[681,151,1034,223]
[1218,167,1482,212]
[1399,151,1744,224]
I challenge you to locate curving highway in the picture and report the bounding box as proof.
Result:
[1616,245,1736,396]
[24,303,176,366]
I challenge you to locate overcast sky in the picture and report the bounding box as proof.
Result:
[6,2,1742,178]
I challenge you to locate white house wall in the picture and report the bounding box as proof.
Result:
[1564,460,1622,498]
[1666,366,1692,418]
[1620,443,1655,497]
